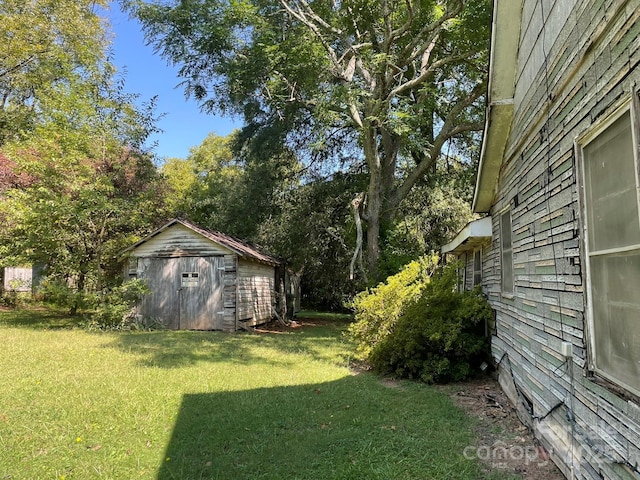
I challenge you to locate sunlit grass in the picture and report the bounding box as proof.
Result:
[0,308,498,479]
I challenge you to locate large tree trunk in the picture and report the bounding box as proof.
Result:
[362,123,402,281]
[363,124,382,278]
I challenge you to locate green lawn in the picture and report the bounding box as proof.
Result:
[0,308,496,480]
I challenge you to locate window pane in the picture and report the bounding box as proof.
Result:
[502,249,513,293]
[501,211,512,249]
[473,250,482,286]
[590,251,640,395]
[584,112,640,251]
[501,212,513,294]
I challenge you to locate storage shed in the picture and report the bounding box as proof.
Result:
[2,266,40,293]
[122,219,287,331]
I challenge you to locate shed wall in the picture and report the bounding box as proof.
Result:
[237,261,276,326]
[486,0,640,478]
[129,225,240,331]
[132,223,233,258]
[3,267,34,292]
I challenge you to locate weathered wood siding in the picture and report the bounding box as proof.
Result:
[237,260,275,326]
[486,1,640,478]
[132,223,233,258]
[136,256,226,330]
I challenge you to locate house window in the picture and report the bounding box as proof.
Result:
[473,249,482,287]
[579,102,640,397]
[501,211,513,294]
[457,253,467,292]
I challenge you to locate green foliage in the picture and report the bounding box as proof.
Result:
[378,161,475,278]
[0,0,108,145]
[348,261,492,383]
[0,290,29,308]
[38,278,90,314]
[89,279,151,329]
[0,0,167,320]
[347,254,440,359]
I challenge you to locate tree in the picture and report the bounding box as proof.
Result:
[0,0,108,145]
[160,156,199,216]
[129,0,491,278]
[258,171,367,309]
[169,131,301,240]
[0,0,166,313]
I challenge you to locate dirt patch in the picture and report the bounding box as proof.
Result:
[442,378,565,479]
[253,316,345,334]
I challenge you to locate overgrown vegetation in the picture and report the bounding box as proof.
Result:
[89,279,151,329]
[348,258,492,383]
[0,308,502,479]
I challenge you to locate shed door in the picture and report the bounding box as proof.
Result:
[178,257,225,330]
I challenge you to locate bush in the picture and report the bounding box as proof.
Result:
[38,278,90,313]
[0,290,30,308]
[346,254,440,360]
[89,279,150,329]
[348,260,492,383]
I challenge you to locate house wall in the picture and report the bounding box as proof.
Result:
[237,261,276,327]
[487,0,640,478]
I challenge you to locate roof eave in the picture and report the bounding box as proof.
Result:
[442,217,493,255]
[472,0,522,213]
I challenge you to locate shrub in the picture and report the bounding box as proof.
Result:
[0,290,30,308]
[348,260,493,383]
[347,254,440,360]
[89,279,150,329]
[38,278,89,313]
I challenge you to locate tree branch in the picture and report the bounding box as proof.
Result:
[400,0,464,63]
[388,81,486,210]
[349,193,367,282]
[389,50,477,99]
[279,0,342,72]
[0,54,42,78]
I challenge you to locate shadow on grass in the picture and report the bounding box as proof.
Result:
[0,306,80,329]
[156,376,482,480]
[103,318,352,369]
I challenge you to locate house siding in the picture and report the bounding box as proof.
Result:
[486,0,640,478]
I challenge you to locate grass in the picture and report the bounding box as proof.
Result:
[0,307,499,480]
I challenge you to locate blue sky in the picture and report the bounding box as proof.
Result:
[106,3,239,161]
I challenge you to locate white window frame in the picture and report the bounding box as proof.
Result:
[576,96,640,397]
[501,210,514,295]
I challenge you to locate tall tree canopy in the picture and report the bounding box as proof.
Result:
[0,0,109,145]
[129,0,491,278]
